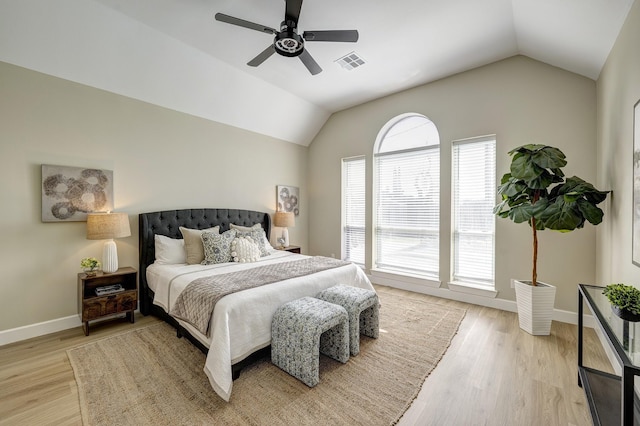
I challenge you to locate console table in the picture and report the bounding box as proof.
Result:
[578,284,640,426]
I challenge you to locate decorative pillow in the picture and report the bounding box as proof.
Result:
[230,223,271,257]
[201,229,237,265]
[180,226,219,265]
[230,236,261,263]
[154,234,186,264]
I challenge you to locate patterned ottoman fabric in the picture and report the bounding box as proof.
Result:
[315,285,380,356]
[271,297,349,387]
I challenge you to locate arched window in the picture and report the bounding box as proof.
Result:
[373,113,440,278]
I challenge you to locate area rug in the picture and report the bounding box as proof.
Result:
[67,291,465,426]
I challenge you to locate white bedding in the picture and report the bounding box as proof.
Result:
[146,250,375,401]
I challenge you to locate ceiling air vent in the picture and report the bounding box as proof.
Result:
[335,51,365,70]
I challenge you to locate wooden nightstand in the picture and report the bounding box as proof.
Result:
[280,245,301,254]
[78,266,138,336]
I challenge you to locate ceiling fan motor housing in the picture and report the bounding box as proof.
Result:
[274,20,304,57]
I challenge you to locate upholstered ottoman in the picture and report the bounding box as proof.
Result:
[271,297,350,387]
[316,285,379,356]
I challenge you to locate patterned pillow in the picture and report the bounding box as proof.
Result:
[231,237,261,263]
[230,224,270,257]
[201,229,237,265]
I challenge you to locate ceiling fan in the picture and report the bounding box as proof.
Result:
[214,0,359,75]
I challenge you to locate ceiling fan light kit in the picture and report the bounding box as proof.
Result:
[215,0,359,75]
[274,21,304,57]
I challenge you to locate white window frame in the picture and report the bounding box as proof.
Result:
[449,135,497,298]
[341,156,366,266]
[372,113,440,282]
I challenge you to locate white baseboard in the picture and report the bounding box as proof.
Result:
[369,273,596,328]
[0,315,81,347]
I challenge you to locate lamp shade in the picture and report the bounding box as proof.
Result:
[273,211,295,228]
[86,213,131,240]
[86,212,131,273]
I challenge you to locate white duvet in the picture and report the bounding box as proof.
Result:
[146,250,374,401]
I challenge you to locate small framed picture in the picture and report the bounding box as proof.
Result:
[277,185,300,216]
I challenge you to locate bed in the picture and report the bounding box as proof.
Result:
[138,208,375,401]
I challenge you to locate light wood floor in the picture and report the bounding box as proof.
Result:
[0,286,612,426]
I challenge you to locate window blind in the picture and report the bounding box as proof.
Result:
[342,157,365,265]
[374,146,440,278]
[452,137,496,287]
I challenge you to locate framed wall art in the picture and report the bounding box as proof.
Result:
[633,99,640,266]
[41,164,114,222]
[277,185,300,216]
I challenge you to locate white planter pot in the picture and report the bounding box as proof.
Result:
[513,279,556,336]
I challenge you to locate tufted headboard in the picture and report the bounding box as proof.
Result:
[138,208,271,315]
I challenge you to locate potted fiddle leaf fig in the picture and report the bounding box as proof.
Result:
[494,144,609,335]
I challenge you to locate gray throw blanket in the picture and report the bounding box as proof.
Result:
[171,256,351,335]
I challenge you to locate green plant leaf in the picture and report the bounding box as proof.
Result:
[539,198,584,231]
[572,177,610,204]
[510,154,545,181]
[508,204,533,223]
[585,190,609,205]
[577,198,604,225]
[526,170,558,190]
[497,176,527,197]
[530,197,550,218]
[531,146,567,169]
[499,172,513,184]
[562,192,582,203]
[493,200,507,215]
[551,176,609,204]
[550,167,565,178]
[508,144,545,155]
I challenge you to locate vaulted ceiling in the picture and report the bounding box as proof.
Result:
[0,0,634,145]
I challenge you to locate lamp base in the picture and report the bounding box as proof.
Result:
[282,228,290,248]
[102,239,119,273]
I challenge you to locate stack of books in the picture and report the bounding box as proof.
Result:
[95,284,124,297]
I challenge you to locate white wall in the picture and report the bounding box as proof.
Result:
[596,0,640,287]
[308,55,599,314]
[0,0,328,145]
[0,61,308,334]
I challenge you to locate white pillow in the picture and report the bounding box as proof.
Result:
[230,236,261,263]
[230,223,273,256]
[154,234,186,264]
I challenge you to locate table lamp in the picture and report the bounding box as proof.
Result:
[273,211,295,248]
[86,212,131,273]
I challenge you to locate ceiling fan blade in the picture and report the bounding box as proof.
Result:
[248,45,276,67]
[215,13,277,35]
[303,30,359,42]
[299,49,322,75]
[285,0,303,24]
